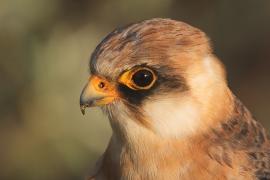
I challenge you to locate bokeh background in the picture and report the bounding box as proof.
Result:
[0,0,269,179]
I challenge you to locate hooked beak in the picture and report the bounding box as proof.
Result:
[80,75,117,115]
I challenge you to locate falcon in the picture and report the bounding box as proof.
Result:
[80,18,270,180]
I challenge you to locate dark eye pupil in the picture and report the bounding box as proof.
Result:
[132,70,154,87]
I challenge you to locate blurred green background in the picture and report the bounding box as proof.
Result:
[0,0,269,179]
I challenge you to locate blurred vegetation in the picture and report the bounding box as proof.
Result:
[0,0,269,179]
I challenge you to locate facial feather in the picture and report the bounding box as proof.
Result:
[143,94,201,138]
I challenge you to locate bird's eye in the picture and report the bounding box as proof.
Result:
[118,67,157,90]
[132,69,154,88]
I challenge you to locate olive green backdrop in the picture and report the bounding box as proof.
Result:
[0,0,269,179]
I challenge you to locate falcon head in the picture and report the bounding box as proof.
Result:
[80,18,233,139]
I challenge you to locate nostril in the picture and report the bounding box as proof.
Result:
[98,82,105,88]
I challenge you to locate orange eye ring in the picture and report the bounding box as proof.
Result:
[118,67,157,90]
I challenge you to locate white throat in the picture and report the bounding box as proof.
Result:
[143,95,202,138]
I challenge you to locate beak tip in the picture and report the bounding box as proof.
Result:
[80,105,86,115]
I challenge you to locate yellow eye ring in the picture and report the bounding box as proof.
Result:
[118,67,157,90]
